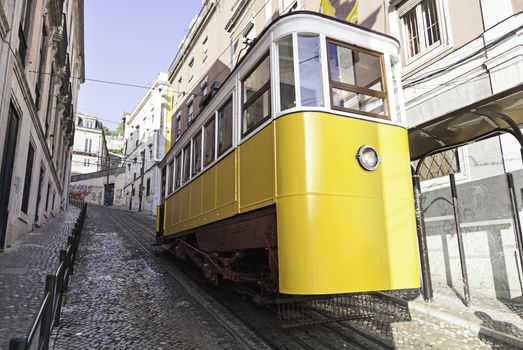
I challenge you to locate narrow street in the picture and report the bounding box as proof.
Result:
[49,206,517,349]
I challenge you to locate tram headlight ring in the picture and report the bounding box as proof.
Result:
[356,145,381,171]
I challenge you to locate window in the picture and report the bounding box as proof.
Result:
[327,40,388,119]
[401,0,442,60]
[182,144,191,183]
[298,34,324,107]
[167,161,174,194]
[21,143,35,214]
[281,0,298,13]
[36,24,47,110]
[175,152,182,189]
[83,158,90,167]
[242,55,270,136]
[135,126,140,146]
[188,57,194,83]
[192,131,202,176]
[84,138,92,152]
[201,78,208,97]
[146,178,151,196]
[277,35,296,111]
[187,100,194,124]
[204,117,215,166]
[161,167,166,199]
[202,36,208,63]
[218,97,233,155]
[417,149,460,181]
[175,113,182,139]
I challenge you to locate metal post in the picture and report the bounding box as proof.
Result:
[507,173,523,280]
[39,275,56,350]
[449,173,470,306]
[413,175,433,301]
[67,236,75,275]
[8,337,28,350]
[54,250,67,325]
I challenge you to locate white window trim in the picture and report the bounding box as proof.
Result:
[397,0,453,73]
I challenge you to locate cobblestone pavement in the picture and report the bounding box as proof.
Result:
[50,206,263,349]
[0,207,81,349]
[386,285,523,347]
[50,206,522,349]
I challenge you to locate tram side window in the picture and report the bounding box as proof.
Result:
[217,97,233,156]
[298,34,324,107]
[174,152,182,189]
[327,40,389,119]
[277,35,295,111]
[192,131,202,176]
[167,161,174,194]
[204,117,215,166]
[182,143,191,183]
[242,55,270,136]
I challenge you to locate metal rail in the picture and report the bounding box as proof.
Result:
[8,201,87,350]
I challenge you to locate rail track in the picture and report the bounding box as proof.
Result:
[108,208,404,350]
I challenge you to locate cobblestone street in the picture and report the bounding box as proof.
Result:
[51,206,264,349]
[44,205,522,349]
[0,208,80,349]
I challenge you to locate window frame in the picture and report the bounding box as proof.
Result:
[192,130,203,176]
[241,53,271,138]
[326,38,390,120]
[174,152,182,190]
[217,96,234,156]
[182,142,192,184]
[203,115,216,167]
[397,0,450,68]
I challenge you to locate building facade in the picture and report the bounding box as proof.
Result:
[163,0,523,301]
[0,0,84,248]
[71,112,109,175]
[123,72,170,214]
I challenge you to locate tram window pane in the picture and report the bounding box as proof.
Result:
[192,131,202,176]
[167,161,174,194]
[243,90,270,134]
[298,34,324,107]
[204,118,215,166]
[328,42,383,92]
[332,88,388,116]
[218,98,233,156]
[243,56,270,102]
[182,144,191,183]
[175,152,182,189]
[278,35,295,111]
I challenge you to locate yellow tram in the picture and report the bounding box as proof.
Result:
[157,12,420,297]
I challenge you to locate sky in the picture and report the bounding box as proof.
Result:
[78,1,203,129]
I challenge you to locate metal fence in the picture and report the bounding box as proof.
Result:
[8,202,87,350]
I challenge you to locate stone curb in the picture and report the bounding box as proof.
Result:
[374,292,523,349]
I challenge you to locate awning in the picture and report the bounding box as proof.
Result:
[408,85,523,162]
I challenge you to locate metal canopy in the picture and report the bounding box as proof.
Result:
[409,85,523,162]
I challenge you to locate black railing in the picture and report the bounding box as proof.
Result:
[8,202,87,350]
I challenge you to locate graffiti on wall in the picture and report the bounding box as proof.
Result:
[69,184,104,205]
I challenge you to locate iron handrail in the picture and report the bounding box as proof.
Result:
[8,201,87,350]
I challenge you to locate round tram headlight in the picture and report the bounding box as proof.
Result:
[356,145,381,171]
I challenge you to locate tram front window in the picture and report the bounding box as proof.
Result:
[327,40,389,119]
[277,35,296,111]
[298,34,324,107]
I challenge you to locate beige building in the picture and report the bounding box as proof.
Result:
[71,112,109,175]
[0,0,84,248]
[163,0,523,302]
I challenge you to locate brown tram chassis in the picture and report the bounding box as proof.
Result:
[157,205,279,297]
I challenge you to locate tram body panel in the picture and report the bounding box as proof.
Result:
[163,151,238,236]
[238,123,276,213]
[275,111,419,294]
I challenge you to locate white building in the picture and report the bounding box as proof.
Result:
[0,0,84,248]
[124,72,170,214]
[71,112,109,175]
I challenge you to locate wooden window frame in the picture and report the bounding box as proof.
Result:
[326,38,390,120]
[241,53,271,138]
